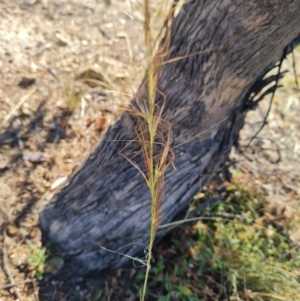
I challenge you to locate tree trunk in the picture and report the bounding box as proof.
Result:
[40,0,300,274]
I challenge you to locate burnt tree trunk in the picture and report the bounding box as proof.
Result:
[40,0,300,274]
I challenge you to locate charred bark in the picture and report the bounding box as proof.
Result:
[40,0,300,274]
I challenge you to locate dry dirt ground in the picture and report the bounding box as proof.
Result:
[0,1,300,301]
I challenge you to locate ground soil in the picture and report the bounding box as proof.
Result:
[0,1,299,301]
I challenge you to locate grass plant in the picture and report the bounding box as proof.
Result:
[134,1,174,300]
[139,1,168,299]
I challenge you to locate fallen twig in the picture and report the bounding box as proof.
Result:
[245,46,287,149]
[2,227,24,301]
[0,279,35,290]
[32,279,39,301]
[158,215,242,230]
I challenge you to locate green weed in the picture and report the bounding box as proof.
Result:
[209,182,300,300]
[26,245,47,280]
[137,255,199,301]
[94,289,103,301]
[135,178,300,301]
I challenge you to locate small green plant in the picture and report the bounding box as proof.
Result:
[94,289,103,301]
[137,255,198,301]
[26,245,47,280]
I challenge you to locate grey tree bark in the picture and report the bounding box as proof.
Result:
[40,0,300,274]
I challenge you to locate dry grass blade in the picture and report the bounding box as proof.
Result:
[0,88,37,129]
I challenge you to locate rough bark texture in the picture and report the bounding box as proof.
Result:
[40,0,300,274]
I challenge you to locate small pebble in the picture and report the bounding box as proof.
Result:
[6,224,18,237]
[28,229,36,239]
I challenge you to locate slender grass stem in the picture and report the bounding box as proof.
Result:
[140,0,158,300]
